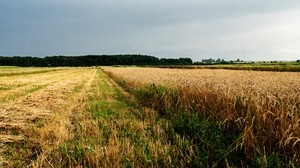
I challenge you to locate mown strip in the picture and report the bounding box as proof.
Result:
[0,68,65,77]
[0,68,96,167]
[0,84,48,103]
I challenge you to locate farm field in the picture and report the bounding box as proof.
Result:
[0,67,97,166]
[158,62,300,72]
[1,66,300,167]
[1,66,201,167]
[103,67,300,167]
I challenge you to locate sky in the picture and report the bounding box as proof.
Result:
[1,0,300,61]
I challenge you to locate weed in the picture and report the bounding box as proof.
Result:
[3,141,41,167]
[73,80,86,93]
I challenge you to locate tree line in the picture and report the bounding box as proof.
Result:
[0,55,193,67]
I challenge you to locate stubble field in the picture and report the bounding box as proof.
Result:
[1,66,300,167]
[0,67,97,167]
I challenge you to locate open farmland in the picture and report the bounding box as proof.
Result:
[2,66,300,167]
[103,67,300,167]
[2,66,209,167]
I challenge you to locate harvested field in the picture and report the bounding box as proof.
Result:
[0,67,65,77]
[0,67,96,166]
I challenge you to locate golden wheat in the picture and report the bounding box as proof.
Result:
[103,67,300,163]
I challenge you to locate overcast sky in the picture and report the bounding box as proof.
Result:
[1,0,300,61]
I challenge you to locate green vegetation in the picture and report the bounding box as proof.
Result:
[39,70,187,167]
[3,140,40,167]
[2,55,300,72]
[0,84,47,103]
[114,81,246,167]
[0,55,192,67]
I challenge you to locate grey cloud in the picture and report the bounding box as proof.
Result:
[1,0,300,60]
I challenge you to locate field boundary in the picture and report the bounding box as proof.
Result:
[155,64,300,72]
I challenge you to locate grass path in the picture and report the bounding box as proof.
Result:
[33,69,180,167]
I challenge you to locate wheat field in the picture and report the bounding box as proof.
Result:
[103,67,300,166]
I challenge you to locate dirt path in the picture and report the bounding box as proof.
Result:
[0,68,96,167]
